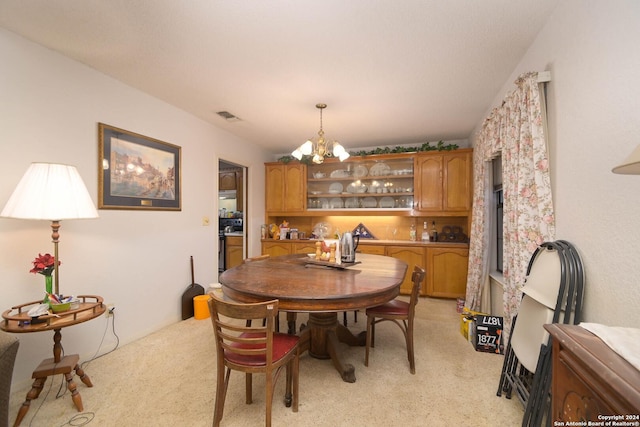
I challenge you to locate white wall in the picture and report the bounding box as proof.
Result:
[0,28,270,385]
[473,1,640,326]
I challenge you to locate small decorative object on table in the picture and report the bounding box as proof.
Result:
[352,223,376,239]
[29,253,61,304]
[50,302,71,313]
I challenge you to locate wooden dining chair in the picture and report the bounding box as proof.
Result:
[242,255,284,332]
[342,310,358,326]
[208,294,301,427]
[364,265,426,374]
[244,254,270,263]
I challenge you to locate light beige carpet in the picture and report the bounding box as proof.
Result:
[9,297,523,426]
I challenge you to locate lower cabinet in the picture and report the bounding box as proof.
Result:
[356,244,386,255]
[425,247,469,298]
[226,236,244,270]
[292,242,318,254]
[262,241,292,257]
[261,241,469,298]
[384,246,426,295]
[262,241,319,257]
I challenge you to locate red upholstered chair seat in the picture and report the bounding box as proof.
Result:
[366,299,409,316]
[226,332,300,366]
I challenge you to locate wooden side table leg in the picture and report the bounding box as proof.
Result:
[14,377,46,427]
[74,364,93,387]
[64,372,84,412]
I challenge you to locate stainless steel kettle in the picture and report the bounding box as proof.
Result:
[340,231,360,263]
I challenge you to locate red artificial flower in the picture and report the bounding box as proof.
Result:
[29,253,60,276]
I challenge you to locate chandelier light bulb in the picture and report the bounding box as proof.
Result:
[291,148,303,160]
[300,140,313,155]
[291,103,349,163]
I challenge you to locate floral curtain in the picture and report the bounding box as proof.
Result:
[465,72,555,336]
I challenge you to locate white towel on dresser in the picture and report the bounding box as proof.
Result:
[579,322,640,372]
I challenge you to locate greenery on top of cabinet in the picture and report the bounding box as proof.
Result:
[278,140,459,163]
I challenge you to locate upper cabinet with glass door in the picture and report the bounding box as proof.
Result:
[306,155,414,210]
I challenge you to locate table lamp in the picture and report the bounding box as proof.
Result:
[612,144,640,174]
[1,163,99,295]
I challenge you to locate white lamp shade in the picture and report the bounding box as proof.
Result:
[338,151,350,161]
[291,148,303,160]
[1,163,99,220]
[332,142,345,156]
[612,144,640,174]
[300,140,314,156]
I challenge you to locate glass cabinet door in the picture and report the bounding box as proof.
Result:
[307,156,414,210]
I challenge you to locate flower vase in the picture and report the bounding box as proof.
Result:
[44,274,53,304]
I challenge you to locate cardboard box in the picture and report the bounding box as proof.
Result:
[474,315,504,354]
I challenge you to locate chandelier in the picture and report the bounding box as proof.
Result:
[292,103,349,164]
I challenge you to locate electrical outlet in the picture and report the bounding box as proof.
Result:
[106,304,115,317]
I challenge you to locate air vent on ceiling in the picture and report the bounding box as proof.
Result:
[216,111,241,122]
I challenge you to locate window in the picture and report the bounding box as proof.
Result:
[492,156,503,273]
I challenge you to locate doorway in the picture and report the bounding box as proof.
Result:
[218,160,247,272]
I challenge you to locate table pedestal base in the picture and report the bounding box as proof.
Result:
[302,312,366,383]
[13,354,92,427]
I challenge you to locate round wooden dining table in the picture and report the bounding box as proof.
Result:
[218,253,408,382]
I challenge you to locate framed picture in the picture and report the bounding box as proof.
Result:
[98,123,181,210]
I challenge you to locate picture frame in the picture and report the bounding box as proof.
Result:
[98,123,181,210]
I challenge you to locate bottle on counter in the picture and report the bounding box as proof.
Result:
[430,221,438,242]
[421,221,429,242]
[409,222,417,241]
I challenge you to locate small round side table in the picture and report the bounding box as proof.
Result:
[1,295,105,427]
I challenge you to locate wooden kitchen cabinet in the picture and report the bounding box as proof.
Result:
[414,149,472,214]
[265,163,306,213]
[425,247,468,298]
[264,149,472,218]
[262,241,292,257]
[225,235,244,270]
[356,244,386,255]
[291,241,318,254]
[220,169,243,210]
[219,171,238,190]
[384,245,426,295]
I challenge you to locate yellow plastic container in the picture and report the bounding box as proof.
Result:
[193,295,211,320]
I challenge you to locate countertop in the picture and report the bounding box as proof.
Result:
[224,232,244,237]
[261,238,469,248]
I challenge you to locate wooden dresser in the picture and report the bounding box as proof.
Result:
[544,324,640,423]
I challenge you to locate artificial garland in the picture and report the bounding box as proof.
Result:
[278,140,459,164]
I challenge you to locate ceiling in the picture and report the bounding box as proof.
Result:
[0,1,559,155]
